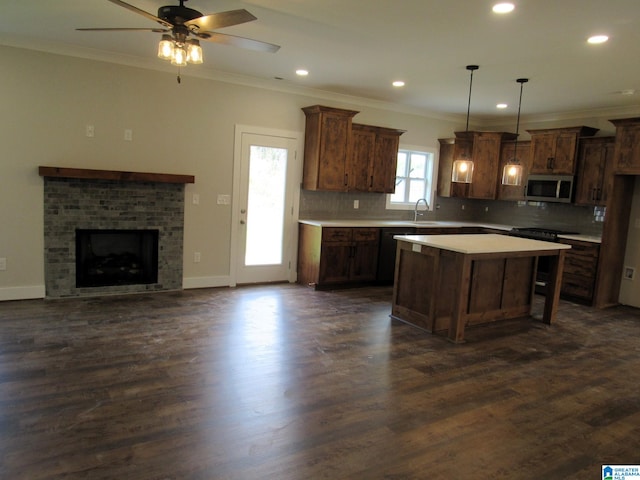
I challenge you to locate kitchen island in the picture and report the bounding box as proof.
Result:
[391,234,571,343]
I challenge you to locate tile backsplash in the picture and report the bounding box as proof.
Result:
[299,189,604,237]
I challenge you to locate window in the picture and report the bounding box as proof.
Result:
[386,145,437,210]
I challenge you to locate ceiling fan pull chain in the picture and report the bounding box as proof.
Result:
[177,67,181,84]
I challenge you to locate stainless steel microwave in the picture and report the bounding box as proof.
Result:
[525,174,574,203]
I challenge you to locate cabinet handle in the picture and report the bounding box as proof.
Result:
[344,173,348,186]
[547,157,554,170]
[370,175,373,188]
[597,188,602,201]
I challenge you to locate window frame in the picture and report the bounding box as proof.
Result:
[385,144,439,211]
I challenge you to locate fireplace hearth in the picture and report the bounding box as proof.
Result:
[76,229,159,288]
[41,168,192,298]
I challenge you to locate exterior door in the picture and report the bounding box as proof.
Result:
[233,129,299,285]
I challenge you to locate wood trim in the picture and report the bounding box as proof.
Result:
[38,166,195,184]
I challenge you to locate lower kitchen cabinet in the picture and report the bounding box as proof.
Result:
[560,238,600,304]
[297,225,379,288]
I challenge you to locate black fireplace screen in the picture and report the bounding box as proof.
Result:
[75,229,159,288]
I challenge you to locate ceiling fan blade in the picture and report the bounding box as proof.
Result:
[185,9,257,32]
[198,32,280,53]
[107,0,173,29]
[76,27,168,33]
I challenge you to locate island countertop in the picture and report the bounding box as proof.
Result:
[393,234,572,255]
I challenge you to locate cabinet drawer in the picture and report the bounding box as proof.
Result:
[564,253,598,276]
[353,228,379,242]
[322,228,352,242]
[562,273,594,299]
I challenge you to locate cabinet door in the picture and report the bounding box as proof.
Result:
[349,126,376,192]
[372,131,401,193]
[319,243,352,283]
[350,229,379,281]
[530,133,556,173]
[575,138,614,206]
[613,122,640,173]
[317,113,351,190]
[468,133,501,199]
[552,132,579,174]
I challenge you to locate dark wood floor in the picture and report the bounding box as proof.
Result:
[0,285,639,479]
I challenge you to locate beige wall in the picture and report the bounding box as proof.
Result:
[0,45,462,300]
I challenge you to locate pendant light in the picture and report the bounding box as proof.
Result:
[452,65,479,183]
[502,78,529,186]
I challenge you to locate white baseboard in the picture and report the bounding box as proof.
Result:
[0,285,46,302]
[183,275,232,290]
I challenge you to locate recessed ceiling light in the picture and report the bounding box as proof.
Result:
[295,69,309,76]
[496,103,508,109]
[587,35,609,44]
[392,80,405,87]
[492,3,515,14]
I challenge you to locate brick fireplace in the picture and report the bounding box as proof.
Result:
[40,167,194,298]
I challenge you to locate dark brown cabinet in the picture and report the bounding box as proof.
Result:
[527,126,598,174]
[302,105,359,191]
[301,106,404,193]
[438,131,516,200]
[610,117,640,174]
[297,225,379,288]
[574,137,615,206]
[497,140,531,201]
[350,124,405,193]
[560,238,600,304]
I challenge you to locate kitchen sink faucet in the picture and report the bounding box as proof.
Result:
[414,198,429,222]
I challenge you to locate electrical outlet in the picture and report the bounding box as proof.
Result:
[194,252,201,263]
[124,129,133,141]
[192,193,200,205]
[0,257,6,271]
[216,194,231,205]
[85,125,94,137]
[624,266,635,280]
[354,200,359,209]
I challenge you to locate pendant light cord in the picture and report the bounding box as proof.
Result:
[513,78,528,157]
[465,67,477,132]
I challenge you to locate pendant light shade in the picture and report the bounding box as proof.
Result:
[502,78,529,186]
[452,65,479,183]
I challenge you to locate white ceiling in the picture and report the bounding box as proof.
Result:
[1,0,640,121]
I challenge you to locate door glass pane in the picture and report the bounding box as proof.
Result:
[245,145,287,266]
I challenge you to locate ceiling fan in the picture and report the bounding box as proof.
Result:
[77,0,280,70]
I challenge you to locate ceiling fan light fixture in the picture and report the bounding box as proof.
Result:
[186,39,203,64]
[171,44,188,67]
[158,34,174,60]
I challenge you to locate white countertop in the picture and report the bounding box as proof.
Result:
[394,234,572,254]
[298,219,601,243]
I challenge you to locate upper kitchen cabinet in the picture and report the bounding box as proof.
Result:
[302,105,359,191]
[438,131,517,200]
[497,140,531,201]
[610,117,640,174]
[574,136,615,206]
[527,126,598,175]
[350,124,406,193]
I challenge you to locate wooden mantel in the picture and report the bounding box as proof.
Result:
[38,166,195,184]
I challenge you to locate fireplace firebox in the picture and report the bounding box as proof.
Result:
[76,229,159,288]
